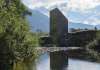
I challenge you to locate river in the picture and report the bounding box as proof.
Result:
[36,53,100,70]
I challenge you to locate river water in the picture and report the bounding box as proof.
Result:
[36,53,100,70]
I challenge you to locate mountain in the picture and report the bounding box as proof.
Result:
[26,9,49,32]
[68,22,95,29]
[26,10,99,32]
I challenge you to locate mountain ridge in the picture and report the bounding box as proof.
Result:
[26,10,99,32]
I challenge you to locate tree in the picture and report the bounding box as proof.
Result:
[95,26,97,30]
[0,0,37,70]
[70,28,76,32]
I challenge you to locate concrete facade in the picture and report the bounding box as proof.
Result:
[50,8,68,47]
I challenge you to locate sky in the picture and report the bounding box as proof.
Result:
[22,0,100,25]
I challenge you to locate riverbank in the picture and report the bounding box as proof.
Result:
[66,49,100,63]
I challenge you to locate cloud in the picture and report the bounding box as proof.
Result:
[22,0,100,25]
[21,0,43,9]
[67,0,100,11]
[22,0,100,11]
[22,0,67,9]
[65,0,100,25]
[84,15,100,25]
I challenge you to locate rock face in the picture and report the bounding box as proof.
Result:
[50,8,68,47]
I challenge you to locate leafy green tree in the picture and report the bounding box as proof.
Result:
[0,0,37,70]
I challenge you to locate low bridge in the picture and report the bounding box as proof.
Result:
[35,47,84,70]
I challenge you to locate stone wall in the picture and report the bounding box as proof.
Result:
[67,30,97,47]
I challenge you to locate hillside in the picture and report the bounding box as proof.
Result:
[26,9,49,32]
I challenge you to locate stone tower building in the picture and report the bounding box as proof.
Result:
[50,8,68,47]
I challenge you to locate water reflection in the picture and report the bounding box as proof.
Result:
[50,51,68,70]
[36,53,50,70]
[68,59,100,70]
[36,53,100,70]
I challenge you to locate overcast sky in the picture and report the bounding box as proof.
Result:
[22,0,100,25]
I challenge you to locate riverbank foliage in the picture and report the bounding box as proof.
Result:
[0,0,38,70]
[86,30,100,62]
